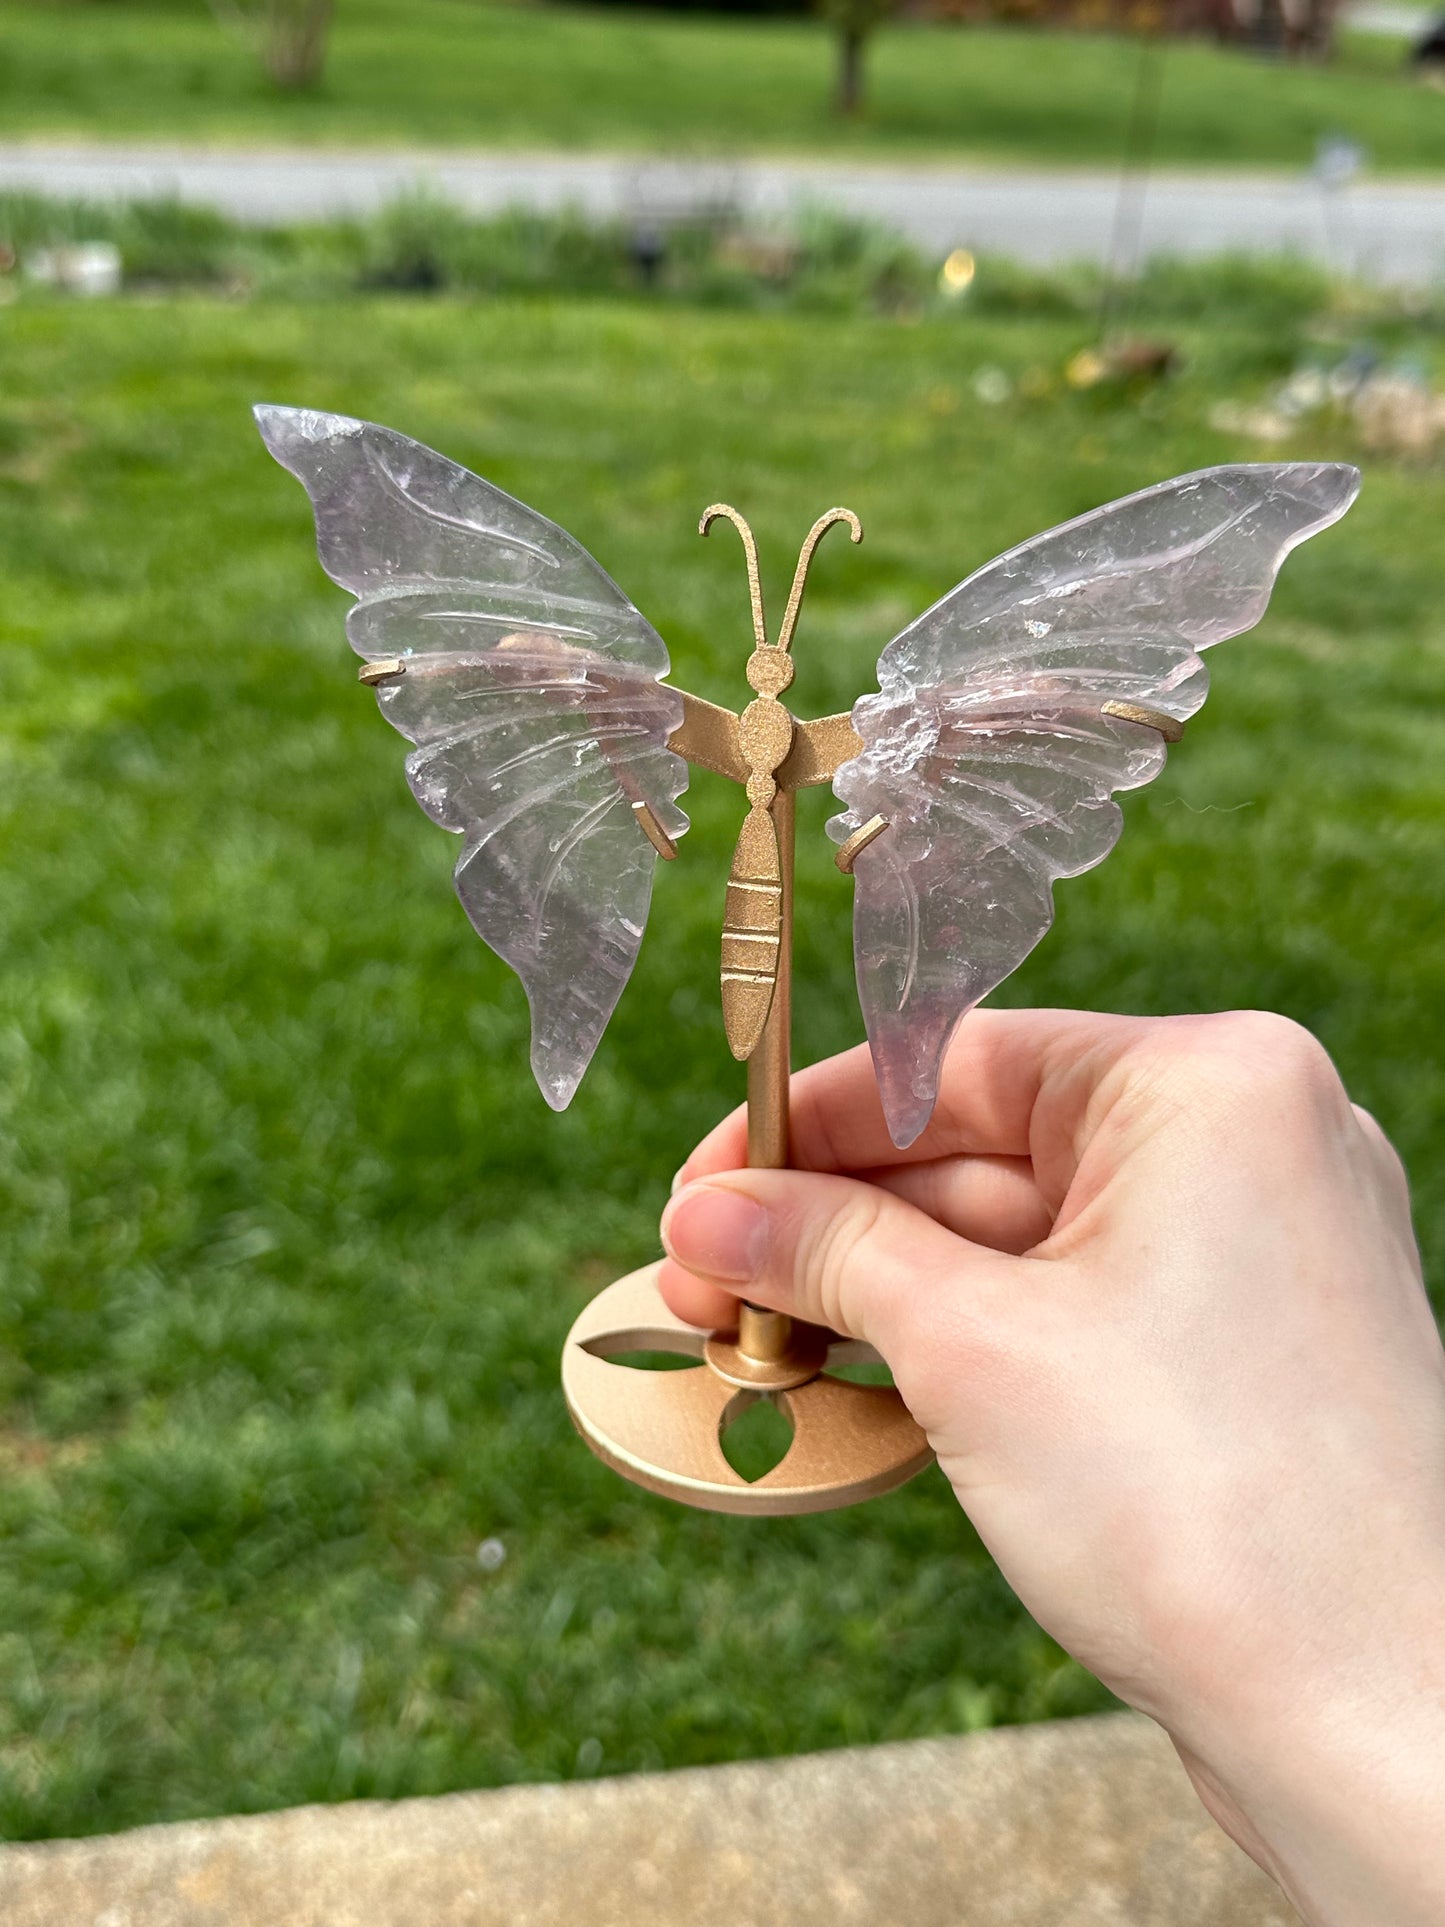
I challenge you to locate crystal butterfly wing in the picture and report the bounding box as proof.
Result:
[830,462,1360,1148]
[256,406,689,1110]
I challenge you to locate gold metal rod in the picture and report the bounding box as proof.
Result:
[746,786,792,1170]
[1099,698,1186,743]
[735,1304,795,1366]
[742,786,794,1357]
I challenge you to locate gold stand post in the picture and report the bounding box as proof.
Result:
[745,789,792,1170]
[738,788,793,1369]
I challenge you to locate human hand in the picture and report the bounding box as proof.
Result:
[658,1010,1445,1927]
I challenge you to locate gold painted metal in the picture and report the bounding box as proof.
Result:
[720,804,785,1061]
[746,786,793,1170]
[1100,699,1186,743]
[699,505,768,651]
[776,509,862,654]
[738,1302,796,1364]
[669,701,862,793]
[703,504,861,1063]
[563,502,936,1517]
[705,505,795,1060]
[779,711,864,790]
[359,657,406,685]
[631,798,679,861]
[835,813,891,875]
[669,690,747,785]
[704,1319,831,1390]
[562,1262,933,1516]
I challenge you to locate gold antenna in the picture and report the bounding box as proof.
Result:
[699,503,768,654]
[776,508,862,657]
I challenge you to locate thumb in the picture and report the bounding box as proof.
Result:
[659,1167,1016,1366]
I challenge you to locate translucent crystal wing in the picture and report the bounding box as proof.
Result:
[256,406,688,1110]
[830,463,1359,1147]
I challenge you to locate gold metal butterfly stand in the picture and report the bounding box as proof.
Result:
[561,506,936,1517]
[262,407,1355,1522]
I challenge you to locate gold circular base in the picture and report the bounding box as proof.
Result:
[561,1261,935,1517]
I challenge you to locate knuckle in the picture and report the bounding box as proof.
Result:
[1208,1008,1329,1073]
[1353,1102,1412,1195]
[796,1186,886,1337]
[1162,1010,1342,1107]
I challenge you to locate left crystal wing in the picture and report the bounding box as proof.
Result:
[255,405,689,1110]
[830,463,1359,1148]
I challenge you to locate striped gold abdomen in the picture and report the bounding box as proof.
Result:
[721,804,782,1060]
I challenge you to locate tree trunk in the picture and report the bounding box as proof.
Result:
[261,0,335,90]
[836,24,866,115]
[1295,0,1340,57]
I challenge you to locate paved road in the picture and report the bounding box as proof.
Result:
[4,142,1443,285]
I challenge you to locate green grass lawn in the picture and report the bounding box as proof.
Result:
[3,0,1443,169]
[1,272,1443,1843]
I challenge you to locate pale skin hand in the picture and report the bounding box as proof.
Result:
[657,1010,1445,1927]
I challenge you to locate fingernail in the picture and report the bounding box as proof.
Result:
[660,1182,770,1283]
[670,1165,687,1196]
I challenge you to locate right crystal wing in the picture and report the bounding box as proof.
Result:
[830,463,1359,1147]
[256,406,689,1110]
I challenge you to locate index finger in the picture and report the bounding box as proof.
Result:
[675,1006,1151,1183]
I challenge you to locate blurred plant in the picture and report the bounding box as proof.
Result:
[1134,251,1331,328]
[1352,368,1445,458]
[355,188,472,293]
[786,203,932,311]
[1064,337,1180,396]
[1210,347,1445,459]
[0,194,246,289]
[918,0,1341,52]
[203,0,336,91]
[336,195,935,313]
[963,254,1100,319]
[6,190,1435,356]
[816,0,895,113]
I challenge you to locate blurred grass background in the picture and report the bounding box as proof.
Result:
[1,229,1442,1840]
[1,0,1440,167]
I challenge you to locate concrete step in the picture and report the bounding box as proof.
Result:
[0,1712,1299,1927]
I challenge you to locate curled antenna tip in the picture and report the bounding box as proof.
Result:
[774,505,865,655]
[698,502,767,651]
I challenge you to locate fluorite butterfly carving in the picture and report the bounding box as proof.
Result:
[257,405,1357,1148]
[256,404,690,1114]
